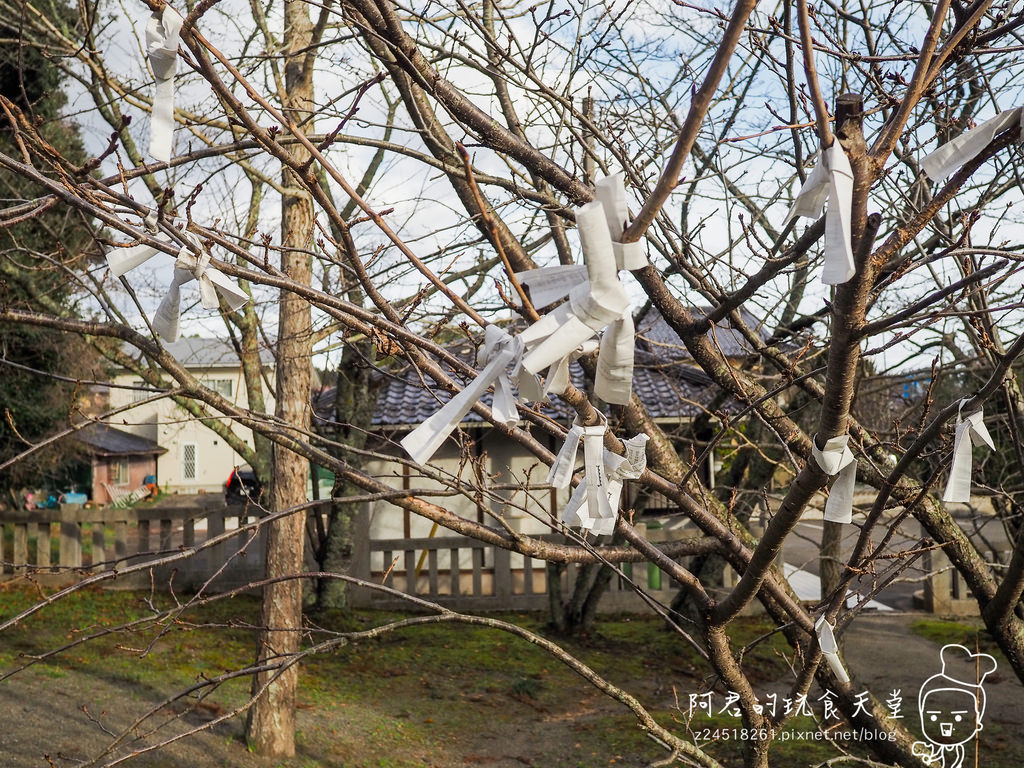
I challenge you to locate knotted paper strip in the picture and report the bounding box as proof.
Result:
[547,416,586,489]
[814,615,850,684]
[146,5,184,163]
[942,400,994,504]
[784,144,855,285]
[596,312,635,405]
[578,422,614,532]
[594,173,647,271]
[921,108,1024,180]
[401,326,523,464]
[483,326,523,425]
[108,242,161,278]
[562,432,649,536]
[511,172,645,311]
[519,201,633,403]
[603,432,650,514]
[811,433,857,524]
[107,227,249,342]
[532,338,598,402]
[152,242,249,342]
[513,265,588,309]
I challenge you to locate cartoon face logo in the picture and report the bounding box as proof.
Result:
[913,644,997,768]
[920,686,981,745]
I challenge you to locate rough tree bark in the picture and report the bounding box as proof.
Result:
[245,0,315,756]
[315,337,380,611]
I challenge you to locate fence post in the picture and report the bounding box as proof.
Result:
[352,502,371,581]
[92,524,106,571]
[207,507,226,571]
[494,546,511,600]
[59,505,82,569]
[13,524,28,573]
[114,520,128,570]
[34,522,50,571]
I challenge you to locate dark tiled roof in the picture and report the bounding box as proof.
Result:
[314,350,720,431]
[75,424,167,456]
[635,306,767,360]
[313,308,753,431]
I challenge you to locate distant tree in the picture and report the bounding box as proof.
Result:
[5,1,1024,767]
[0,7,101,498]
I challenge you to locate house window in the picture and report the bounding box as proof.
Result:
[110,457,130,485]
[203,379,233,398]
[129,380,148,403]
[182,443,197,480]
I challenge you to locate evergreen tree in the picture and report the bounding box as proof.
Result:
[0,8,99,498]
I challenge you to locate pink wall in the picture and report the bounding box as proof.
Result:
[91,455,158,504]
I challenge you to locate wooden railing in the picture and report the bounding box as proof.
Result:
[347,514,704,612]
[17,503,984,619]
[0,499,267,590]
[0,502,697,614]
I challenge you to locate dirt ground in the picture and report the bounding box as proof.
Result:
[0,611,1021,768]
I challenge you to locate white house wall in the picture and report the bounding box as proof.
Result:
[364,430,575,573]
[109,364,275,495]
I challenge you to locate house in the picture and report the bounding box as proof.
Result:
[75,423,167,504]
[100,337,276,497]
[313,308,762,575]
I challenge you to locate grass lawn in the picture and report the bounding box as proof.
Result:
[0,583,1017,767]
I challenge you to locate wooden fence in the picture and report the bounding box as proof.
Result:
[0,501,696,613]
[346,513,719,612]
[0,498,267,591]
[2,502,988,616]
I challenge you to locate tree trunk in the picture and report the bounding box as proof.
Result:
[314,338,380,611]
[245,0,314,756]
[549,536,619,636]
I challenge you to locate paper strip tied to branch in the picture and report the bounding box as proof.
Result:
[921,108,1024,180]
[518,199,634,404]
[784,144,855,285]
[814,615,850,684]
[811,433,857,524]
[514,264,588,309]
[400,325,526,464]
[594,173,648,271]
[107,228,249,342]
[152,243,249,342]
[557,429,649,537]
[942,400,994,504]
[146,6,184,163]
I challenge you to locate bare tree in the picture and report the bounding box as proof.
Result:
[2,0,1024,766]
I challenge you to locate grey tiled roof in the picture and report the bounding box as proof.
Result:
[75,424,167,456]
[335,361,716,429]
[313,310,729,431]
[635,306,767,360]
[122,337,275,370]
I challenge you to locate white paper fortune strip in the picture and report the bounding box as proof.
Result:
[519,200,633,403]
[547,416,587,488]
[562,432,649,536]
[921,108,1024,180]
[107,242,161,278]
[784,144,855,285]
[146,5,184,163]
[811,433,857,524]
[814,615,851,684]
[593,173,648,271]
[107,229,249,343]
[400,325,524,464]
[514,264,588,309]
[151,245,248,342]
[942,400,994,504]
